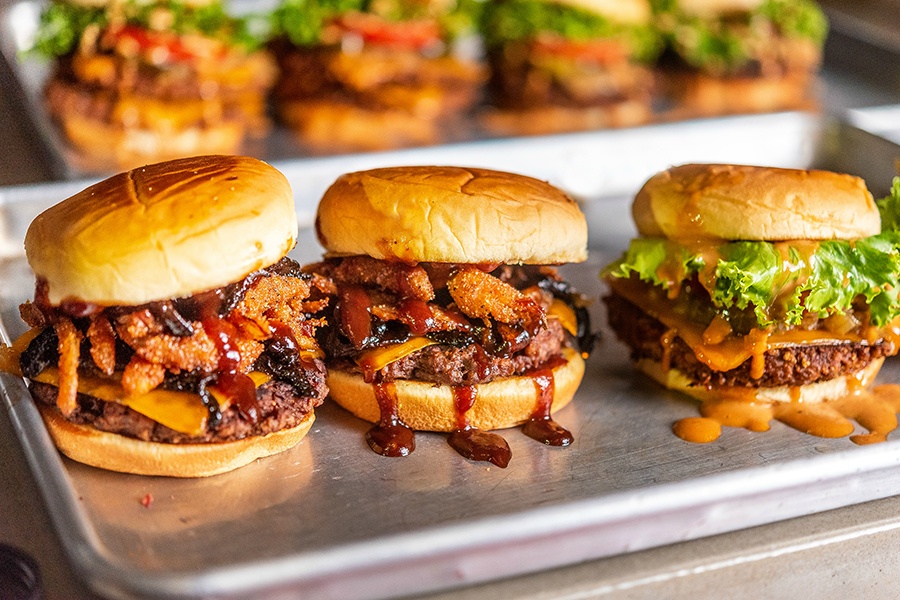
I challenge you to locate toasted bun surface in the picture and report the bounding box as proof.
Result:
[38,405,315,478]
[316,166,587,264]
[25,155,297,306]
[59,112,245,172]
[673,0,763,17]
[548,0,651,23]
[327,349,584,431]
[635,358,884,405]
[633,164,879,241]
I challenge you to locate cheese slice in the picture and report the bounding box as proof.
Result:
[548,299,579,337]
[356,337,436,373]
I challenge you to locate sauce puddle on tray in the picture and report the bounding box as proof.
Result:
[674,384,900,445]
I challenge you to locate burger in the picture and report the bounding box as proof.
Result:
[603,164,900,442]
[268,0,486,151]
[0,155,331,477]
[310,166,595,467]
[652,0,828,116]
[32,0,277,170]
[479,0,663,135]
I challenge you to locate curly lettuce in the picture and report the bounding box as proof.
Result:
[605,231,900,328]
[481,0,663,63]
[31,0,263,57]
[656,0,828,73]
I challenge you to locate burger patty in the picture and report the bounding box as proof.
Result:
[605,292,894,388]
[336,318,569,386]
[271,42,482,115]
[487,45,652,110]
[29,372,326,444]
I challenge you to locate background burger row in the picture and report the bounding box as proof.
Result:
[31,0,829,167]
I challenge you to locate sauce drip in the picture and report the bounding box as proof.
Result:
[195,289,259,422]
[673,380,900,445]
[366,381,415,457]
[522,367,573,446]
[447,385,512,468]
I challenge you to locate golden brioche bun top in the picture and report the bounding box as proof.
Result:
[548,0,651,24]
[632,164,879,241]
[25,155,297,306]
[315,166,588,264]
[674,0,764,17]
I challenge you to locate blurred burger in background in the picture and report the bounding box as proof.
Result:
[32,0,276,170]
[652,0,828,116]
[268,0,486,152]
[480,0,663,135]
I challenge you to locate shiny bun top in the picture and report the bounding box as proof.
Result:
[25,155,297,306]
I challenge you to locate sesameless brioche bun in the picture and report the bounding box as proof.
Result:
[632,163,879,241]
[328,349,585,431]
[25,155,297,307]
[38,405,315,478]
[315,166,587,264]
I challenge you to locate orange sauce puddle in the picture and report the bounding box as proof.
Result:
[673,384,900,445]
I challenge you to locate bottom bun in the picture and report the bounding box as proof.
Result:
[661,70,818,118]
[480,100,652,137]
[278,100,439,152]
[635,357,885,404]
[328,348,585,431]
[38,405,315,478]
[60,113,245,171]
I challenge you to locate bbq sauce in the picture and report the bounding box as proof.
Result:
[195,289,259,422]
[447,385,512,468]
[366,381,415,457]
[522,363,574,447]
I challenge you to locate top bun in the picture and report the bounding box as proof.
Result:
[632,164,879,241]
[315,166,587,265]
[549,0,651,24]
[673,0,764,17]
[26,155,297,306]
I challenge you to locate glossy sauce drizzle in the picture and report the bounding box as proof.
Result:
[673,381,900,445]
[522,365,574,446]
[366,381,416,457]
[447,385,512,468]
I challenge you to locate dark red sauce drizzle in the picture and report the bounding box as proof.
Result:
[447,385,512,468]
[521,365,573,447]
[366,381,415,457]
[196,290,259,422]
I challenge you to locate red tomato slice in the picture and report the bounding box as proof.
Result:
[531,36,628,65]
[331,12,442,51]
[111,25,200,63]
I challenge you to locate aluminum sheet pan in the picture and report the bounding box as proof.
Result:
[3,114,900,600]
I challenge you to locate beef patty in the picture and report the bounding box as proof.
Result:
[605,292,894,389]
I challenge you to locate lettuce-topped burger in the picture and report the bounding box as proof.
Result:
[481,0,663,134]
[32,0,276,169]
[653,0,828,115]
[603,164,900,417]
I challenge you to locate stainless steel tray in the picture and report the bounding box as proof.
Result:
[3,114,900,600]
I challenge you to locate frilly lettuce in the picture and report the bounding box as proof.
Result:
[605,230,900,328]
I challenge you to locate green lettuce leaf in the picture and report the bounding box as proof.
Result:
[877,177,900,232]
[605,233,900,328]
[31,0,263,58]
[481,0,663,63]
[658,0,828,73]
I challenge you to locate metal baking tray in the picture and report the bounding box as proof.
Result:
[3,113,900,600]
[3,0,900,182]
